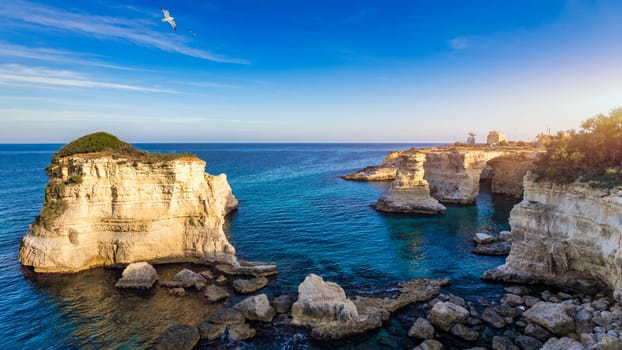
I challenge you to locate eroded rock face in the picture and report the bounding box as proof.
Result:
[349,146,542,214]
[483,174,622,300]
[19,155,238,273]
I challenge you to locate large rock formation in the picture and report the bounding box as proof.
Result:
[483,174,622,301]
[19,133,239,273]
[345,146,542,214]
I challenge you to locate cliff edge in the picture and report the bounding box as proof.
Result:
[482,173,622,300]
[19,132,239,273]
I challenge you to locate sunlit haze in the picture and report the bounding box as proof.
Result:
[1,0,621,143]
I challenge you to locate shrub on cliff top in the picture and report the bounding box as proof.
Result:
[533,108,622,188]
[52,132,195,163]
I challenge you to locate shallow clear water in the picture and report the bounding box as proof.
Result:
[0,143,519,349]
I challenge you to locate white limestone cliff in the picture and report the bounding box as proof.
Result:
[19,154,238,273]
[482,174,622,301]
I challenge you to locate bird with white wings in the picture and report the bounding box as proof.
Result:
[161,8,176,31]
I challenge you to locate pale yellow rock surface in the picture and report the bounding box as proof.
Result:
[19,154,238,273]
[483,173,622,300]
[347,146,542,213]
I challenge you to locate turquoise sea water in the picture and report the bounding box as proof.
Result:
[0,143,518,349]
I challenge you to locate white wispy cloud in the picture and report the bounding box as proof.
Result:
[0,1,249,64]
[448,36,470,50]
[0,41,143,71]
[0,64,176,93]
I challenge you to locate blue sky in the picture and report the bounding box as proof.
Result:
[1,0,621,142]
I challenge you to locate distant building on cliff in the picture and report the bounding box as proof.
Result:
[486,130,507,145]
[466,132,476,145]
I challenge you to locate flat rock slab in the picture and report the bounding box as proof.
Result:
[473,232,497,244]
[216,260,278,277]
[115,262,157,289]
[154,325,199,350]
[233,276,268,294]
[204,284,230,303]
[161,268,207,290]
[472,241,511,256]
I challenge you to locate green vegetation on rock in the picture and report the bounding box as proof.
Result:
[51,132,195,164]
[534,108,622,188]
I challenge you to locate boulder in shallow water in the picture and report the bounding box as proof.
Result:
[114,262,157,289]
[208,307,245,325]
[413,339,444,350]
[161,268,207,290]
[429,301,469,331]
[450,323,479,341]
[232,276,268,294]
[154,324,199,350]
[228,323,256,341]
[472,241,511,256]
[233,294,276,322]
[197,322,225,340]
[408,317,435,339]
[272,294,293,314]
[216,260,278,277]
[203,284,229,303]
[473,233,496,244]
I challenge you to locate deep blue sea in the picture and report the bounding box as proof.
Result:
[0,143,519,349]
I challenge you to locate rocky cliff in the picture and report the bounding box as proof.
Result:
[346,146,542,214]
[19,140,238,273]
[483,174,622,301]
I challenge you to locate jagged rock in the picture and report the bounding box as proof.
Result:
[408,318,435,339]
[474,233,496,244]
[115,262,157,289]
[208,308,245,325]
[19,134,239,273]
[154,325,199,350]
[197,322,225,340]
[492,336,518,350]
[450,323,479,341]
[233,294,275,322]
[228,323,256,341]
[482,307,506,328]
[272,294,293,314]
[168,287,185,297]
[523,302,576,335]
[514,335,543,350]
[215,260,277,277]
[541,337,584,350]
[203,284,229,303]
[472,241,512,256]
[232,276,268,294]
[523,323,553,341]
[413,339,444,350]
[501,294,523,306]
[429,301,469,331]
[161,269,207,290]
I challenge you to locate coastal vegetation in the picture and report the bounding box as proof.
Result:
[533,108,622,188]
[51,132,195,164]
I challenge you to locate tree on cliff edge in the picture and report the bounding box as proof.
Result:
[534,107,622,188]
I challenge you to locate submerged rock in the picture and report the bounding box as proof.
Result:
[114,262,157,289]
[413,339,444,350]
[154,324,199,350]
[232,276,268,294]
[215,260,277,277]
[208,307,245,325]
[409,317,435,339]
[161,268,207,290]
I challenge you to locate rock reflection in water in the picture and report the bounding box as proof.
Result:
[22,263,222,349]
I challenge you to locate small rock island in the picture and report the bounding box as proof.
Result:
[19,132,239,273]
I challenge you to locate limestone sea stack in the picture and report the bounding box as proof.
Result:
[483,173,622,300]
[19,132,239,273]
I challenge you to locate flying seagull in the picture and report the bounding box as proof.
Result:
[161,8,176,31]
